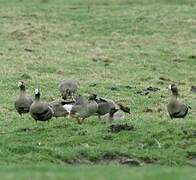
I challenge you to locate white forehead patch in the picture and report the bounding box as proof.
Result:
[35,88,39,94]
[168,84,172,90]
[18,81,23,87]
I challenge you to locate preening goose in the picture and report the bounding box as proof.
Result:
[59,79,79,100]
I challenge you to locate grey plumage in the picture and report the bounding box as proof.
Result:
[70,95,98,121]
[100,108,125,122]
[59,79,79,100]
[49,100,75,118]
[89,94,117,116]
[89,94,130,118]
[14,81,33,115]
[167,84,190,119]
[30,89,53,122]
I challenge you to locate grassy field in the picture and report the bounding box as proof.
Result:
[0,0,196,179]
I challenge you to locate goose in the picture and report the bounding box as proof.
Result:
[30,89,53,122]
[100,107,125,122]
[70,95,98,123]
[14,81,33,115]
[49,100,75,118]
[167,84,190,118]
[58,79,79,100]
[89,94,130,119]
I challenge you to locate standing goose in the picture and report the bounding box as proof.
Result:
[14,81,33,115]
[30,89,53,122]
[167,84,190,118]
[70,95,98,123]
[58,79,79,100]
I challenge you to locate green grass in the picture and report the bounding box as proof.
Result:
[0,0,196,179]
[1,165,196,180]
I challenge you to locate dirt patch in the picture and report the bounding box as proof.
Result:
[24,48,33,52]
[107,85,136,91]
[139,156,160,164]
[109,86,120,91]
[63,154,160,166]
[142,108,153,113]
[136,86,160,96]
[18,127,34,132]
[188,55,196,59]
[159,76,171,82]
[173,58,184,63]
[98,155,142,166]
[124,85,134,89]
[109,124,135,133]
[89,83,97,87]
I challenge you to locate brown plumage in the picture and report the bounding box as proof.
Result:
[30,89,53,122]
[167,84,190,119]
[58,79,79,100]
[14,81,33,115]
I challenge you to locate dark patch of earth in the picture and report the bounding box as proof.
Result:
[142,108,153,113]
[137,86,160,96]
[64,154,160,166]
[109,124,135,133]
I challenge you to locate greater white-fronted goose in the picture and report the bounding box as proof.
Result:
[89,94,130,119]
[70,95,98,123]
[58,79,79,100]
[49,100,75,118]
[14,81,33,115]
[167,84,190,119]
[30,89,53,122]
[100,108,125,122]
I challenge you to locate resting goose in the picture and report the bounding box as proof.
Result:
[100,107,125,122]
[30,89,53,122]
[167,84,190,119]
[58,79,79,100]
[14,81,33,115]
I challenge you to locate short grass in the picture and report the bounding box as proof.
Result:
[0,0,196,179]
[1,165,196,180]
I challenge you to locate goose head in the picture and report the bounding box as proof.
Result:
[118,104,130,114]
[88,93,97,101]
[34,88,41,100]
[18,81,26,91]
[109,107,119,117]
[168,84,178,97]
